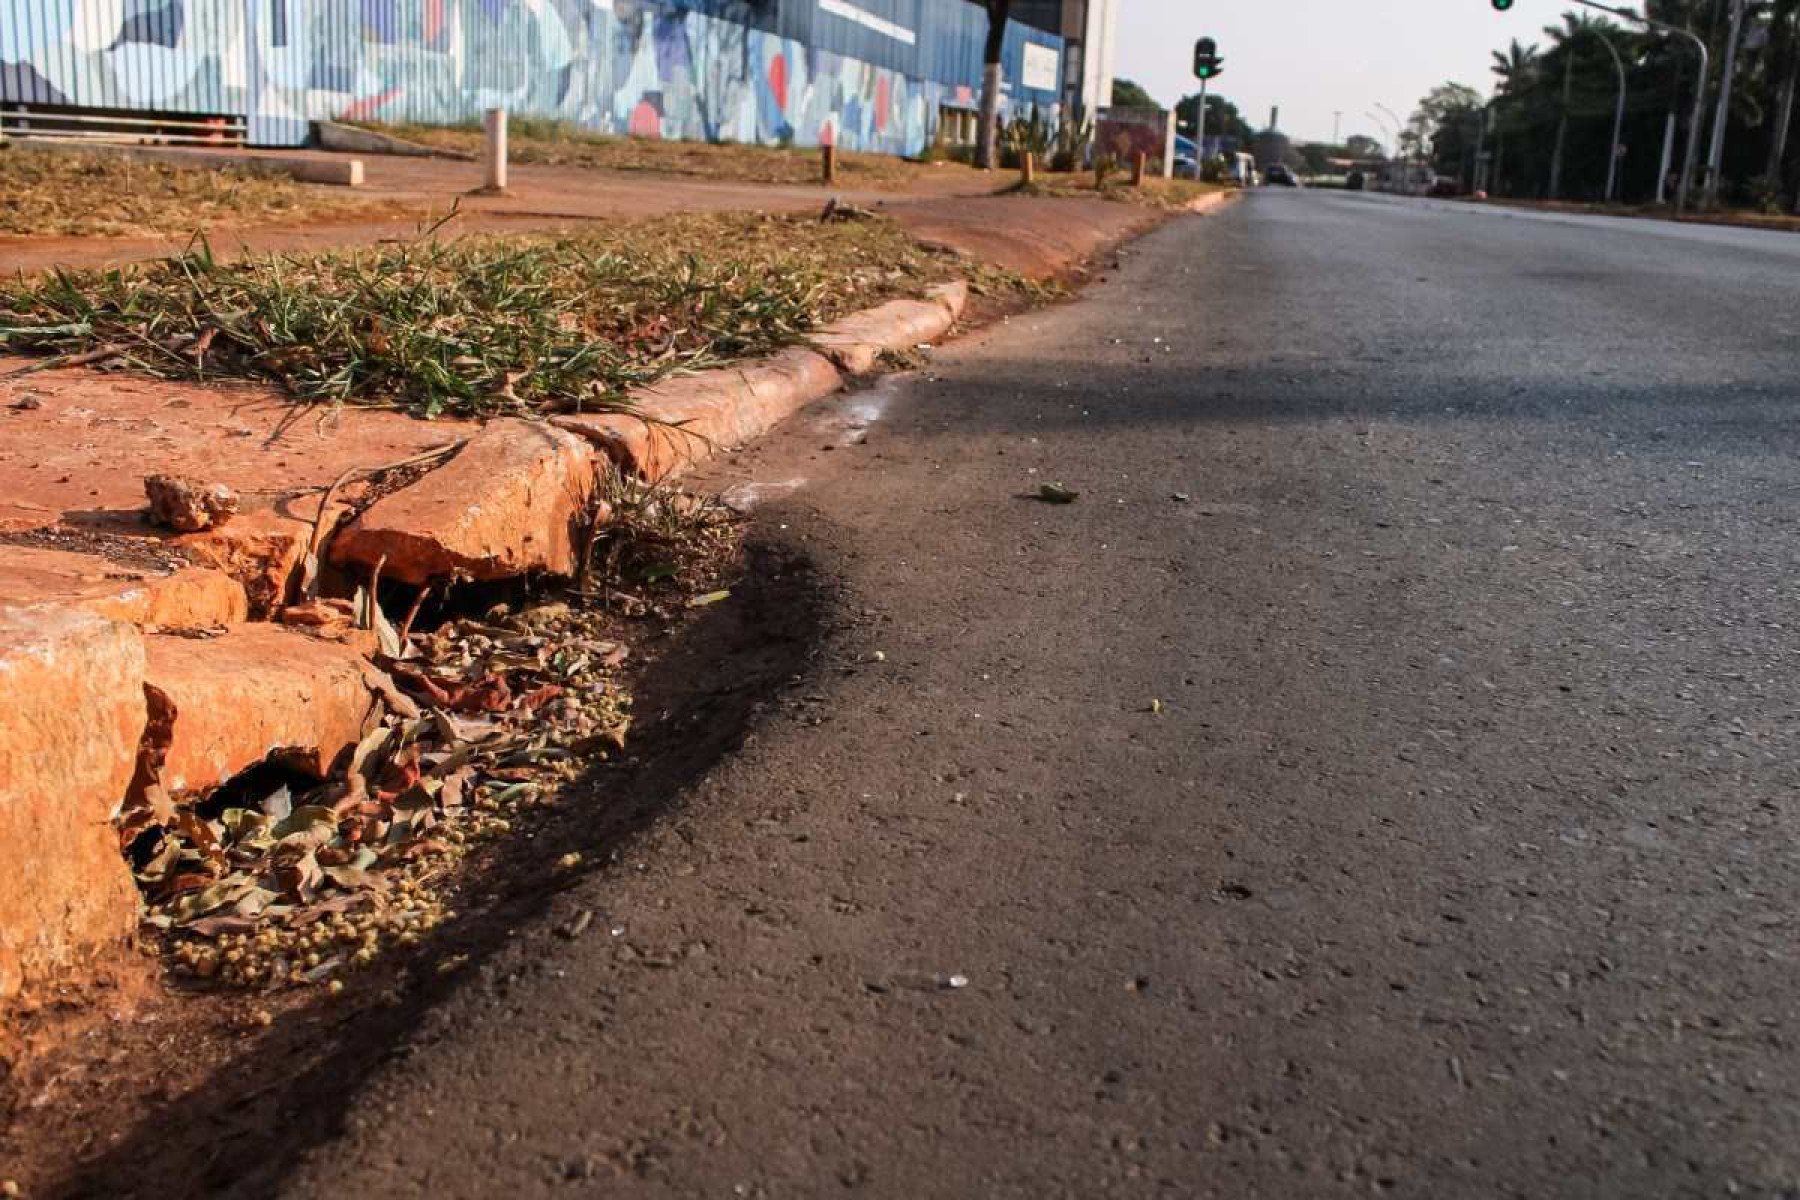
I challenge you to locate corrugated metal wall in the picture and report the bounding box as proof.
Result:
[0,0,246,114]
[0,0,1062,151]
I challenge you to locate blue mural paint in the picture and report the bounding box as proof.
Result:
[0,0,1061,153]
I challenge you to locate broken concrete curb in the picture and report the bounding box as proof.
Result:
[177,509,314,617]
[137,624,383,801]
[1188,190,1237,216]
[806,297,958,375]
[0,278,974,1015]
[554,347,844,483]
[0,606,146,1001]
[926,280,970,322]
[331,418,598,586]
[0,545,248,629]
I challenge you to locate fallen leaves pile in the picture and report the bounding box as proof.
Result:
[130,600,635,990]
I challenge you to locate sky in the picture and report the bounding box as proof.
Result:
[1112,0,1579,147]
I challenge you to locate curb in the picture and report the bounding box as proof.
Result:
[1187,189,1237,216]
[3,138,366,187]
[0,279,976,1010]
[313,119,473,162]
[553,278,969,485]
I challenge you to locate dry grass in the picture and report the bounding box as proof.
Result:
[0,145,380,238]
[1017,171,1228,211]
[365,118,996,191]
[0,209,1036,419]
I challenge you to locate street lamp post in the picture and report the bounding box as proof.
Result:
[1376,102,1410,191]
[1366,109,1402,191]
[1556,0,1709,214]
[1704,0,1749,208]
[1585,28,1629,205]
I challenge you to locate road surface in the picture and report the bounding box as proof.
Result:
[89,192,1800,1198]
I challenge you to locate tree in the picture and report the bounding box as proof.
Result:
[976,0,1011,169]
[1174,93,1254,149]
[1477,0,1800,207]
[1297,143,1336,175]
[1409,82,1485,184]
[1111,78,1157,110]
[1345,134,1384,159]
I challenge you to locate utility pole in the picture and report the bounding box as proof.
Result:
[1334,111,1343,144]
[1705,0,1749,208]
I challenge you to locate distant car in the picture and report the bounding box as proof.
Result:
[1428,177,1463,198]
[1264,164,1300,188]
[1346,170,1366,191]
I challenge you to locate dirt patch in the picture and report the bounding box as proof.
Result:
[362,120,999,194]
[0,364,462,535]
[0,526,193,574]
[1018,172,1228,212]
[890,193,1166,280]
[1471,195,1800,234]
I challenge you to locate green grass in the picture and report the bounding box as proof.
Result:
[0,210,1032,420]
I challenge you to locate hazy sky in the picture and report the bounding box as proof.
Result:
[1113,0,1579,146]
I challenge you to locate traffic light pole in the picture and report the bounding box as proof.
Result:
[1195,74,1210,174]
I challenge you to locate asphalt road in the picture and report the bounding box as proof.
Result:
[222,193,1800,1197]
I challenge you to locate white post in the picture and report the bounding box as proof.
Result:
[1162,108,1175,179]
[1704,0,1748,209]
[1656,110,1676,205]
[483,107,509,193]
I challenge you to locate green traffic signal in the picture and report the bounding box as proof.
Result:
[1193,36,1223,81]
[1491,0,1514,9]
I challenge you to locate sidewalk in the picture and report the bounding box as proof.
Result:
[0,145,1011,275]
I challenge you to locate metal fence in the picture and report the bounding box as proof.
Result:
[0,0,1062,152]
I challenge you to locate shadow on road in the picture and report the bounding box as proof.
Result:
[46,538,834,1200]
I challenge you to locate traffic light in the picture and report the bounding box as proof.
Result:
[1194,36,1224,80]
[1491,0,1514,9]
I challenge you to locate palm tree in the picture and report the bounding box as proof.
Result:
[1491,39,1541,95]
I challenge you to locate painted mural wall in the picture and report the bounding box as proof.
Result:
[0,0,1062,152]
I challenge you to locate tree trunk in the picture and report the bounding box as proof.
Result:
[1548,51,1574,200]
[976,0,1010,170]
[1768,47,1798,183]
[1772,66,1797,177]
